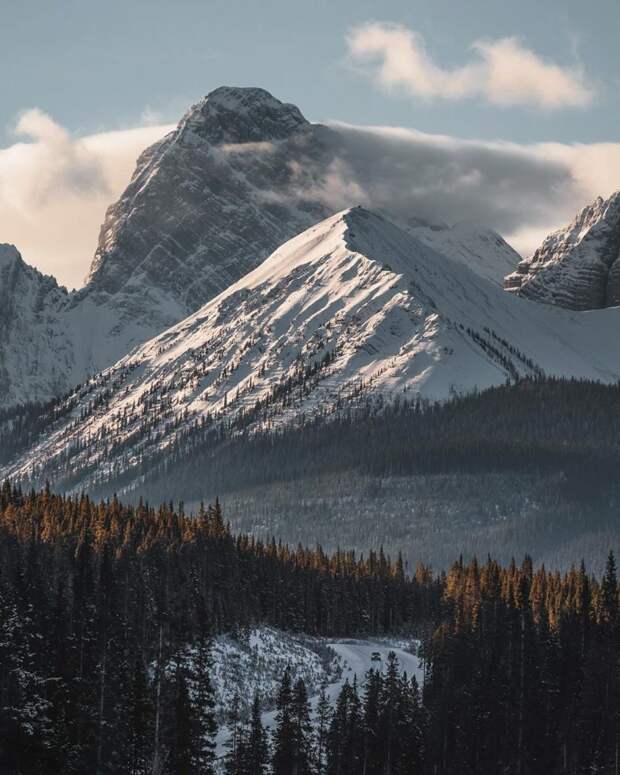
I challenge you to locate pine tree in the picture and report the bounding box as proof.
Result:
[291,677,313,775]
[224,692,244,775]
[190,636,218,774]
[171,661,195,775]
[599,551,618,627]
[314,683,332,775]
[272,668,296,775]
[240,693,269,775]
[127,654,153,775]
[362,668,383,775]
[396,674,424,775]
[381,651,400,772]
[327,681,351,775]
[343,678,363,775]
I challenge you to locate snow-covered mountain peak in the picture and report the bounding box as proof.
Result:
[0,84,593,411]
[178,85,308,145]
[505,190,620,309]
[6,208,620,493]
[196,205,460,301]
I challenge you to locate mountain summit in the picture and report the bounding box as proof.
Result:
[85,85,332,308]
[505,191,620,309]
[177,86,308,144]
[5,207,619,493]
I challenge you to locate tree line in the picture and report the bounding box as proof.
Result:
[0,483,619,773]
[0,482,436,773]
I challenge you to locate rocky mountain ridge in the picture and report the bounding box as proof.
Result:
[4,207,620,493]
[505,190,620,309]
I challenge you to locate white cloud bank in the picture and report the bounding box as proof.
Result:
[0,111,173,288]
[347,22,594,109]
[326,123,620,257]
[1,107,619,288]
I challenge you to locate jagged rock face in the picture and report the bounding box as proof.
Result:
[1,88,342,407]
[505,191,620,310]
[0,246,74,405]
[86,86,338,314]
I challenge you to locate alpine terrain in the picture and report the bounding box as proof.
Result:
[4,207,620,495]
[0,86,520,408]
[505,189,620,309]
[5,3,620,772]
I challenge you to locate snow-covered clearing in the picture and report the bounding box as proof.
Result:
[213,626,423,756]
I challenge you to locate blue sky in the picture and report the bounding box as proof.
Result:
[2,0,618,144]
[1,0,619,287]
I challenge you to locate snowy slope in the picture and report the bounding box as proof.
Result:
[505,191,620,309]
[412,221,519,286]
[207,625,422,757]
[253,639,423,755]
[0,86,521,408]
[4,208,620,492]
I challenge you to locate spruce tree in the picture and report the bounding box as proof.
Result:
[190,636,218,774]
[314,683,332,775]
[127,654,153,775]
[272,668,295,775]
[171,663,195,775]
[241,693,269,775]
[291,677,313,775]
[224,692,243,775]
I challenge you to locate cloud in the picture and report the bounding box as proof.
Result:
[347,22,594,109]
[261,120,620,258]
[324,122,620,256]
[8,108,109,205]
[0,111,173,288]
[329,123,575,232]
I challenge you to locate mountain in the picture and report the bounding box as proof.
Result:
[1,86,521,409]
[505,191,620,309]
[4,207,620,493]
[0,245,73,406]
[84,86,332,327]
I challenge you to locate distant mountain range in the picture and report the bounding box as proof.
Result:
[1,86,521,407]
[2,85,620,503]
[3,205,620,495]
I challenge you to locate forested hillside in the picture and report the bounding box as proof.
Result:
[0,485,618,774]
[138,377,620,498]
[3,378,619,572]
[0,483,434,772]
[132,378,620,572]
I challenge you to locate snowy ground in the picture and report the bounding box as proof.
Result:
[210,627,341,722]
[213,627,423,757]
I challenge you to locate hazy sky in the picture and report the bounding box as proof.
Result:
[2,0,620,287]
